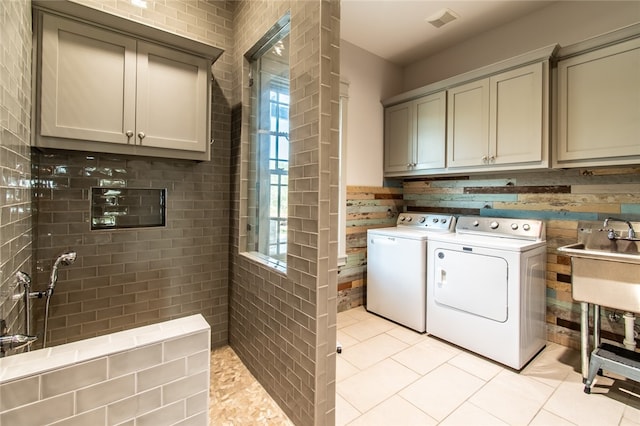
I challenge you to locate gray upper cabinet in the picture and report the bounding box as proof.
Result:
[384,91,446,176]
[382,45,555,177]
[447,62,547,171]
[40,14,137,145]
[555,36,640,167]
[35,9,216,161]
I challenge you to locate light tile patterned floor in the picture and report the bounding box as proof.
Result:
[210,306,640,425]
[209,346,294,426]
[337,306,640,426]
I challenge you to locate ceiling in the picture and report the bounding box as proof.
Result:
[341,1,556,66]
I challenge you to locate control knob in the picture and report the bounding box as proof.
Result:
[511,223,519,230]
[490,221,499,229]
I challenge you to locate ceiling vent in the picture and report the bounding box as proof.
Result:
[426,8,459,28]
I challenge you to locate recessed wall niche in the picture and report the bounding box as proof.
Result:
[91,187,166,230]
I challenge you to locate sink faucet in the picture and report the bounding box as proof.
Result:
[603,217,637,240]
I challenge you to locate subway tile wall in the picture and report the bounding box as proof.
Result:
[32,150,231,348]
[27,0,233,349]
[0,315,210,425]
[0,0,33,337]
[230,1,339,425]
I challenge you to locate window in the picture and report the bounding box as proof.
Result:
[338,81,349,265]
[245,16,290,267]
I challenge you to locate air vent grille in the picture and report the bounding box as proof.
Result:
[426,8,459,28]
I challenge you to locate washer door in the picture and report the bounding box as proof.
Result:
[433,248,508,322]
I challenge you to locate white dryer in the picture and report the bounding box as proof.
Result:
[426,216,547,369]
[367,212,455,332]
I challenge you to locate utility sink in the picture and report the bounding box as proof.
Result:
[558,220,640,312]
[559,241,640,265]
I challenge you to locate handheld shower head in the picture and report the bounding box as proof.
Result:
[58,251,77,266]
[48,251,77,293]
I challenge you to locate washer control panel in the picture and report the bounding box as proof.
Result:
[396,213,456,232]
[456,216,545,241]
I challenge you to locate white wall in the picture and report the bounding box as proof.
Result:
[403,1,640,90]
[340,40,402,187]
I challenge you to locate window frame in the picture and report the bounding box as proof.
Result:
[241,14,291,272]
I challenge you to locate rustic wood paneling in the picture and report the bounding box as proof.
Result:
[338,186,403,311]
[464,185,571,194]
[341,167,640,350]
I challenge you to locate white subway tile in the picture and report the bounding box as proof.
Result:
[137,358,186,392]
[185,390,208,418]
[42,358,108,398]
[136,400,186,426]
[186,350,210,375]
[0,393,74,425]
[107,387,162,425]
[76,375,135,413]
[109,344,163,378]
[49,407,106,426]
[162,371,208,405]
[163,331,210,362]
[0,375,39,412]
[175,411,208,426]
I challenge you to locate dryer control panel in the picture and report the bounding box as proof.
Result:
[455,216,545,241]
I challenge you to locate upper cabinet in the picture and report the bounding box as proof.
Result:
[33,2,223,161]
[447,62,547,171]
[383,45,554,177]
[554,35,640,168]
[384,91,446,176]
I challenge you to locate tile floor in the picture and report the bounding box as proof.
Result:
[209,346,294,425]
[337,306,640,426]
[210,306,640,425]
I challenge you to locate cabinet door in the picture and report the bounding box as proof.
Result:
[490,62,544,164]
[135,42,209,153]
[40,14,136,144]
[384,102,413,173]
[557,38,640,162]
[414,92,446,169]
[447,79,490,168]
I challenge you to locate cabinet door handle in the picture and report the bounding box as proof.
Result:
[481,155,488,163]
[489,155,496,163]
[126,130,134,142]
[137,131,146,142]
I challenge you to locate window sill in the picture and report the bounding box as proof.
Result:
[241,251,287,274]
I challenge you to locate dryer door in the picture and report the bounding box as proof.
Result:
[433,248,508,322]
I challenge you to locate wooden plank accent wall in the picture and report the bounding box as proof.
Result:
[341,167,640,351]
[338,185,403,311]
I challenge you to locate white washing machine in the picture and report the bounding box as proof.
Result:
[367,212,456,332]
[426,216,547,369]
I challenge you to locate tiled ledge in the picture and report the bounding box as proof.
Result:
[0,315,211,425]
[0,314,210,383]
